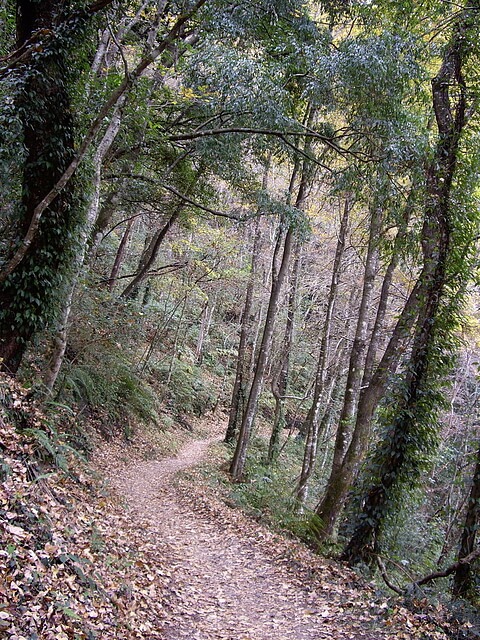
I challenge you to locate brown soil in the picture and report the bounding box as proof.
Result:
[99,426,402,640]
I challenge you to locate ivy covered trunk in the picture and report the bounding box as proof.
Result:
[341,6,475,565]
[0,2,78,373]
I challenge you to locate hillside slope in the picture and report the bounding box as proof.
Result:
[0,377,467,639]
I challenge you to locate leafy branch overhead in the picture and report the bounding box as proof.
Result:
[1,0,480,635]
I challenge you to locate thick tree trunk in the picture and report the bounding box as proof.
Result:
[341,252,448,564]
[0,2,77,373]
[342,10,472,563]
[42,105,124,391]
[311,198,415,536]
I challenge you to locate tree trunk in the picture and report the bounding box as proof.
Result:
[315,203,382,538]
[295,196,351,504]
[42,104,124,391]
[195,296,216,364]
[342,9,473,564]
[229,223,294,480]
[362,197,412,387]
[230,142,312,479]
[88,188,125,260]
[267,240,302,463]
[225,217,263,443]
[107,218,135,292]
[311,197,415,535]
[120,208,181,299]
[0,1,77,373]
[452,443,480,598]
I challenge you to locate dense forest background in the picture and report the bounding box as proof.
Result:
[1,0,480,612]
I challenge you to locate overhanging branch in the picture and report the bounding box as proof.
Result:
[97,261,188,285]
[160,183,246,220]
[0,0,208,286]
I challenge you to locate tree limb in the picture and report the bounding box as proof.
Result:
[0,0,208,286]
[170,126,345,151]
[376,557,403,595]
[414,546,480,587]
[159,183,246,219]
[97,262,188,284]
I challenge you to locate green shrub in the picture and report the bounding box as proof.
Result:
[228,436,322,544]
[152,357,216,416]
[60,358,159,433]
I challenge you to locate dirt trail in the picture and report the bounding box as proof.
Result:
[106,433,385,640]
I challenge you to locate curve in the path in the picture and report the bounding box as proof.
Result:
[110,436,384,640]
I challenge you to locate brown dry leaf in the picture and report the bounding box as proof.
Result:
[0,378,469,640]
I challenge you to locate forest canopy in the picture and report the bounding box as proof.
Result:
[1,0,480,609]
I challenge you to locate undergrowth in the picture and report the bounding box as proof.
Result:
[226,434,323,545]
[151,356,217,417]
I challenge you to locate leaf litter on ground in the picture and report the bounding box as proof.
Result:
[0,375,472,639]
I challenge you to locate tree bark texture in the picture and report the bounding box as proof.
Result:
[229,143,313,479]
[42,103,124,392]
[120,208,182,298]
[108,218,135,292]
[342,8,474,564]
[452,443,480,598]
[195,296,216,364]
[0,2,77,373]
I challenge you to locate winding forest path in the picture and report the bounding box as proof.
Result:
[103,427,391,640]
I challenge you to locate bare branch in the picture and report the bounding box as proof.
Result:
[160,183,243,219]
[97,262,188,284]
[169,126,343,149]
[376,557,404,595]
[414,546,480,587]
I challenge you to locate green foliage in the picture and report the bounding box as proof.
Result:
[153,357,216,417]
[0,1,15,57]
[205,0,313,44]
[0,3,96,356]
[44,287,160,435]
[383,499,447,582]
[255,190,311,237]
[22,424,84,473]
[228,436,321,544]
[62,359,159,430]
